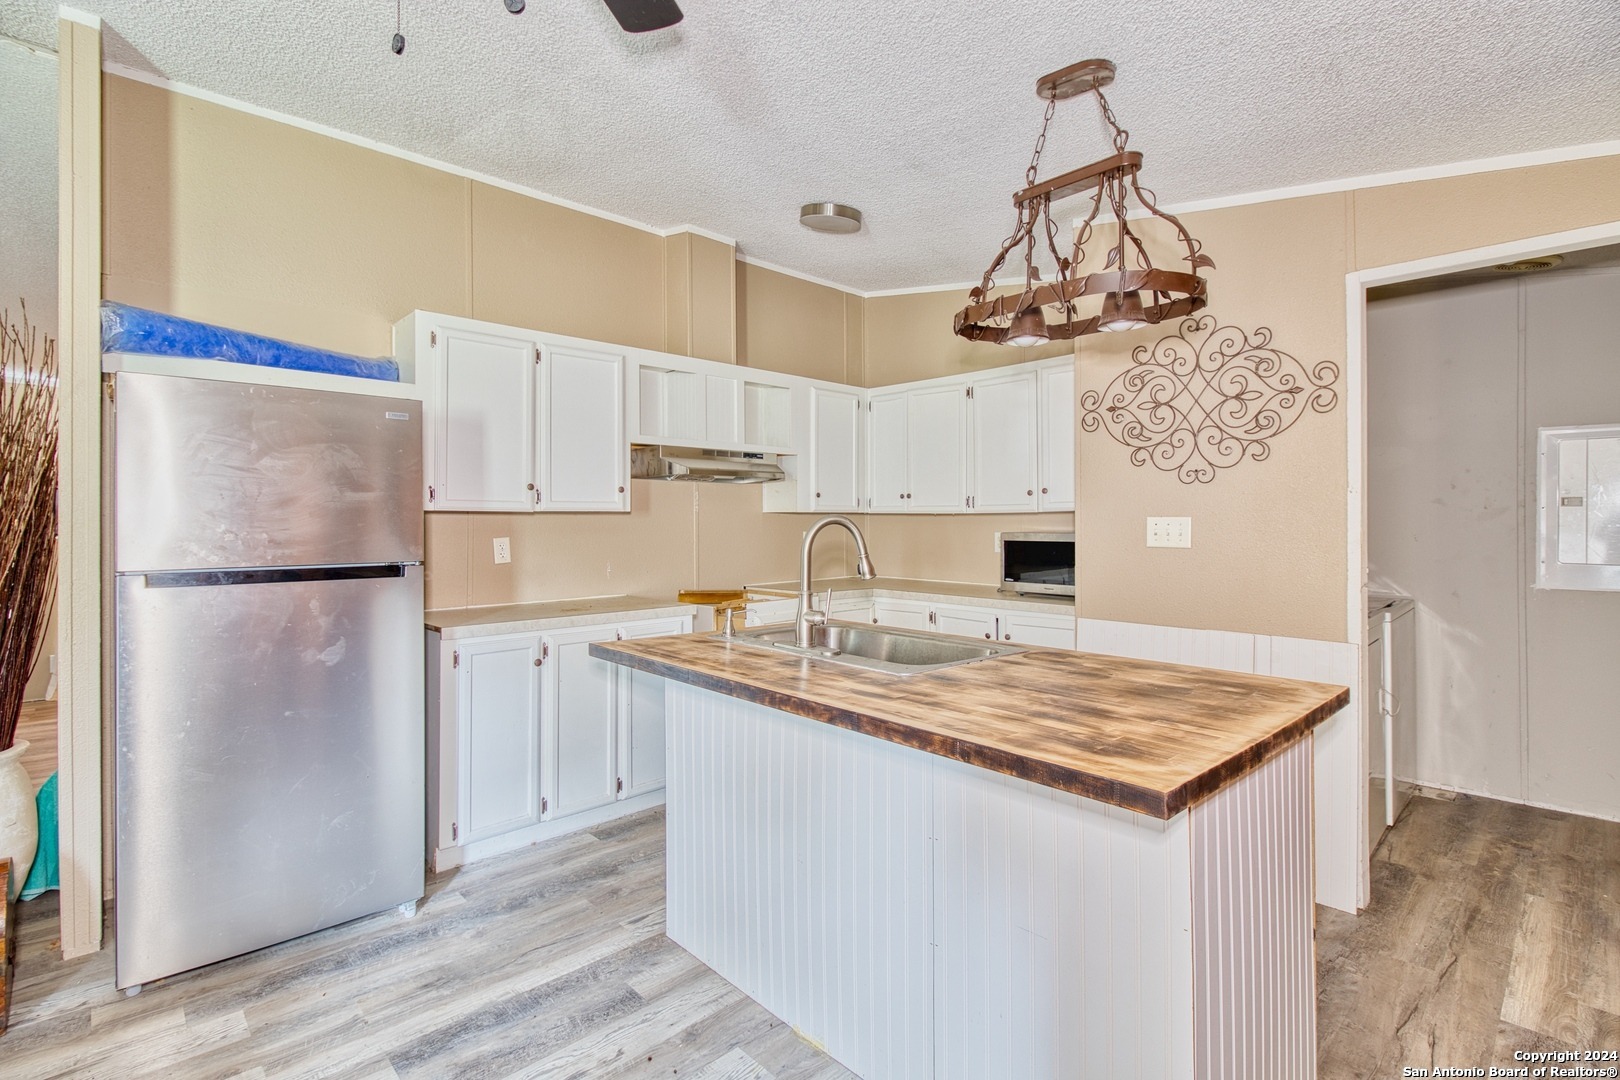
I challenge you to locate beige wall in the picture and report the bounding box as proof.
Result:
[1075,156,1620,643]
[102,75,870,612]
[736,261,857,382]
[864,286,1072,386]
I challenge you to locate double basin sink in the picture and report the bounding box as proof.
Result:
[719,620,1025,676]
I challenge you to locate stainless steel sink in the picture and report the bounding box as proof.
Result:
[719,621,1026,676]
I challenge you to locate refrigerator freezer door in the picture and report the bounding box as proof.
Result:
[114,372,423,572]
[114,566,425,989]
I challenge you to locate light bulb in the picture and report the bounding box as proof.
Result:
[1098,290,1148,333]
[1006,306,1050,347]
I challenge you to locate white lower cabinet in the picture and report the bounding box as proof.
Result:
[872,597,932,631]
[931,602,1000,640]
[452,633,543,847]
[427,612,693,870]
[999,610,1078,649]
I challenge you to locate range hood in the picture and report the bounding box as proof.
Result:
[630,445,785,484]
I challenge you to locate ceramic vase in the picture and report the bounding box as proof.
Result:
[0,740,37,899]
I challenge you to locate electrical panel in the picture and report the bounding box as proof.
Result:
[1537,424,1620,590]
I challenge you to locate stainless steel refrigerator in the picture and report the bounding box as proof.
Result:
[113,371,425,989]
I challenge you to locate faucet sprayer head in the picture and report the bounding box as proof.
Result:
[856,552,876,580]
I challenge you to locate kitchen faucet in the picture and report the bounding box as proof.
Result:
[797,515,877,648]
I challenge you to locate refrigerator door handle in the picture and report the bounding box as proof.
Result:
[142,564,409,589]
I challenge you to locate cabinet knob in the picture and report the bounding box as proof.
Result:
[1004,633,1012,641]
[527,482,535,490]
[984,632,992,639]
[618,486,625,493]
[816,492,822,499]
[1041,487,1049,494]
[533,657,541,667]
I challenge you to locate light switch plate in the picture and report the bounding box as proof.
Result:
[493,536,512,564]
[1147,516,1192,548]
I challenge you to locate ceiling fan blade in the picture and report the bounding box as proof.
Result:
[601,0,683,33]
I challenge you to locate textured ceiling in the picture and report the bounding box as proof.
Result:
[0,37,58,334]
[2,0,1618,292]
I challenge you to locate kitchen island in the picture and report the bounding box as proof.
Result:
[591,632,1348,1080]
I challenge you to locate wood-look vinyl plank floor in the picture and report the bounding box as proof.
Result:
[8,809,852,1080]
[8,789,1617,1078]
[1317,791,1620,1078]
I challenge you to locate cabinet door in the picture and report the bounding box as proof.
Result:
[868,391,909,511]
[829,596,875,625]
[811,387,864,512]
[539,344,628,512]
[931,603,999,640]
[872,597,931,631]
[542,626,620,819]
[616,616,691,798]
[998,611,1076,649]
[434,323,538,511]
[907,384,969,512]
[456,635,543,844]
[745,598,799,627]
[970,370,1039,512]
[1038,364,1075,511]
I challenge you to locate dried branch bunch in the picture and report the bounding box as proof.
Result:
[0,303,58,751]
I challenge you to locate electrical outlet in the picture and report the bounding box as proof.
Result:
[492,536,511,564]
[993,531,1003,554]
[1146,516,1192,548]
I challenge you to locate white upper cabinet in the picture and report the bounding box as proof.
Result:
[423,320,538,512]
[907,383,970,512]
[631,353,795,453]
[539,344,628,512]
[867,390,910,512]
[397,312,628,513]
[969,368,1039,513]
[1038,362,1075,512]
[809,387,863,512]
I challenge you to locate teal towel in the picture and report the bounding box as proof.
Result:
[20,772,57,900]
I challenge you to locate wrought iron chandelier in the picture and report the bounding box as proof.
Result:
[954,59,1213,346]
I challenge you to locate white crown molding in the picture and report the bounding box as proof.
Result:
[1073,140,1620,227]
[862,280,979,299]
[58,6,102,28]
[661,224,739,247]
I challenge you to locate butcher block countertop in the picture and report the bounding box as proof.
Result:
[591,634,1349,819]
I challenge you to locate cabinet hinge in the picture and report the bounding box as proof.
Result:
[617,777,624,794]
[452,650,459,668]
[927,610,936,626]
[451,821,458,841]
[541,643,550,663]
[535,489,541,505]
[966,386,974,398]
[541,796,548,814]
[430,330,437,346]
[428,485,436,503]
[535,347,542,364]
[105,378,116,403]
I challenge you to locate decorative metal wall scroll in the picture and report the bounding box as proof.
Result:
[1079,316,1339,484]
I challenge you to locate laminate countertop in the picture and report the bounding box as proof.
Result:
[591,633,1349,819]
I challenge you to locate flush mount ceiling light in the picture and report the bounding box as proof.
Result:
[954,59,1213,346]
[800,203,863,234]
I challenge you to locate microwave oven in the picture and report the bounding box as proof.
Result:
[999,532,1076,597]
